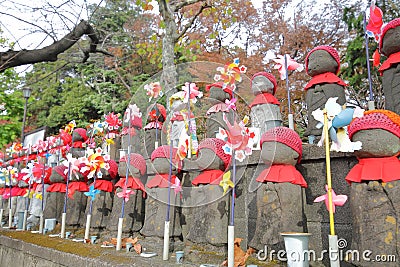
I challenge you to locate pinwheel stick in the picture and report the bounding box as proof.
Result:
[284,55,294,130]
[323,109,340,267]
[116,117,132,251]
[84,176,96,240]
[8,171,12,228]
[228,151,236,267]
[363,12,375,111]
[23,146,32,230]
[39,155,48,234]
[163,138,173,261]
[61,161,71,239]
[187,84,192,159]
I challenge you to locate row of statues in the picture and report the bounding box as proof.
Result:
[1,17,400,266]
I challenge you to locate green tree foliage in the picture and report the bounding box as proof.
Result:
[342,0,400,108]
[0,68,23,148]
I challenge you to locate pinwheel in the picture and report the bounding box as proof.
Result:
[171,178,182,196]
[314,185,348,213]
[117,186,135,202]
[144,82,163,102]
[104,112,122,132]
[219,171,234,195]
[214,58,247,90]
[182,82,203,104]
[62,154,83,181]
[273,54,303,81]
[225,98,237,111]
[366,1,383,41]
[124,104,142,123]
[64,120,76,134]
[84,184,100,200]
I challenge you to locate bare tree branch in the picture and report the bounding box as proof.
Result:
[171,0,205,12]
[0,20,112,72]
[176,2,211,41]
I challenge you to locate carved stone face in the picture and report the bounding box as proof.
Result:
[152,157,177,173]
[261,142,299,166]
[307,50,338,76]
[196,148,225,171]
[251,75,274,95]
[352,129,400,158]
[209,87,231,103]
[382,26,400,56]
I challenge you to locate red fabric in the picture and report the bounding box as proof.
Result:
[0,188,4,195]
[249,93,280,108]
[47,183,67,193]
[91,179,113,192]
[345,157,400,184]
[146,174,177,188]
[68,181,89,199]
[206,103,229,115]
[144,121,163,130]
[72,141,85,148]
[378,51,400,75]
[13,187,27,196]
[115,177,146,197]
[256,165,307,188]
[115,177,145,191]
[171,112,194,122]
[192,169,224,185]
[304,73,348,91]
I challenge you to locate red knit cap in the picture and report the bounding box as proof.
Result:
[120,153,146,176]
[54,165,68,180]
[59,130,72,146]
[348,109,400,140]
[251,72,278,95]
[260,126,303,162]
[107,159,118,179]
[305,45,341,75]
[73,128,88,141]
[198,138,232,169]
[379,18,400,55]
[151,145,178,161]
[206,82,233,99]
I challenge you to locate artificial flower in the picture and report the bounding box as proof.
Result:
[219,171,234,195]
[314,185,347,213]
[144,82,163,102]
[273,54,303,80]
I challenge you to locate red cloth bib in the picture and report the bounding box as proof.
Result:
[249,93,280,108]
[345,156,400,184]
[256,164,307,188]
[192,169,224,185]
[68,181,89,199]
[47,183,67,193]
[304,73,348,91]
[91,179,114,192]
[378,51,400,75]
[146,174,177,188]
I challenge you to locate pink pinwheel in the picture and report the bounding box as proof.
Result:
[216,114,256,162]
[117,186,135,202]
[225,98,237,111]
[104,112,122,131]
[273,54,304,80]
[32,162,46,183]
[124,104,142,123]
[366,3,383,41]
[62,154,84,180]
[182,82,203,104]
[314,185,347,213]
[144,82,163,102]
[214,58,247,90]
[171,178,183,196]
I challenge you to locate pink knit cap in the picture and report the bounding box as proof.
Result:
[73,128,88,141]
[251,72,278,95]
[379,18,400,55]
[120,153,146,176]
[348,109,400,140]
[305,45,341,75]
[198,138,232,169]
[260,126,303,162]
[107,159,118,179]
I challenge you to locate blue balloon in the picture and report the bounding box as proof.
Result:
[332,108,355,128]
